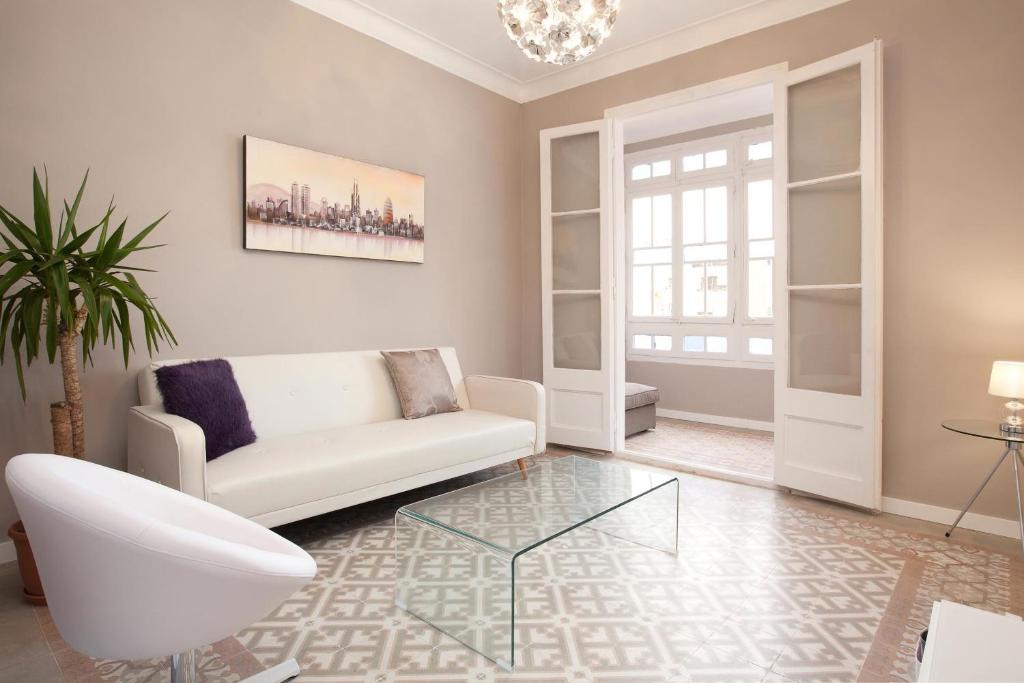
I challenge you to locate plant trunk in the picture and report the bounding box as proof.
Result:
[57,307,88,459]
[50,402,73,456]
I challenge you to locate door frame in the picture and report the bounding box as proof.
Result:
[603,64,788,466]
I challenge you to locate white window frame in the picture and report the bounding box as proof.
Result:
[626,126,774,368]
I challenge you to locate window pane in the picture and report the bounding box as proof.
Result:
[789,288,861,395]
[705,186,728,242]
[631,164,651,180]
[632,334,652,350]
[748,141,772,161]
[652,160,671,177]
[683,244,727,261]
[632,265,651,316]
[683,335,705,352]
[705,149,728,168]
[632,196,651,248]
[652,264,672,316]
[551,132,599,212]
[682,263,704,317]
[749,337,773,355]
[707,336,728,353]
[747,179,773,239]
[654,335,672,351]
[748,258,773,319]
[706,262,728,316]
[749,239,774,258]
[652,194,672,246]
[789,65,860,183]
[552,213,600,290]
[682,189,704,244]
[789,177,860,286]
[682,153,703,172]
[552,292,601,369]
[633,247,672,265]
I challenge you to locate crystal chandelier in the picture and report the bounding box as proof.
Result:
[498,0,620,66]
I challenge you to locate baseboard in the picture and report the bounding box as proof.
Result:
[881,496,1020,540]
[655,408,774,433]
[0,540,14,565]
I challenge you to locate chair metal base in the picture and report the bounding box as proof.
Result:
[171,649,299,683]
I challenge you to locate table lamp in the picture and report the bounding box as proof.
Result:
[989,360,1024,433]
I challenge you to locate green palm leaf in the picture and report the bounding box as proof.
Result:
[0,168,175,397]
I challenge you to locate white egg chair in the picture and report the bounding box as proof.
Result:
[6,453,317,683]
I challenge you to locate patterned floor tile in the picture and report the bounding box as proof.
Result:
[625,418,774,480]
[31,448,1024,682]
[680,642,775,682]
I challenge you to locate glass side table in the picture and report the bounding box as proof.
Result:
[942,420,1024,552]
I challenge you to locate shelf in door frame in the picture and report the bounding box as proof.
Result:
[552,289,601,295]
[787,171,861,189]
[551,208,601,218]
[787,283,862,291]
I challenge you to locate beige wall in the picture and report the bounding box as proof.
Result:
[522,0,1024,520]
[0,0,523,532]
[628,362,773,423]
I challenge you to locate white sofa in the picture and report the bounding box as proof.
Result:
[126,348,545,528]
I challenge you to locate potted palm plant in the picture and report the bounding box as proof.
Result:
[0,169,175,603]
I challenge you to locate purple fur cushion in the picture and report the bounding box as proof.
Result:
[154,359,256,461]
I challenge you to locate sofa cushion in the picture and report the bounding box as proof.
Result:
[205,409,534,518]
[380,349,462,419]
[625,382,660,410]
[140,348,470,440]
[154,359,256,460]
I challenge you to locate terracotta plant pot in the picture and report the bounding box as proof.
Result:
[7,521,45,605]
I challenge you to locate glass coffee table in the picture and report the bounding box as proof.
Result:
[394,455,678,670]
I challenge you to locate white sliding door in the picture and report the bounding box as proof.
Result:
[540,120,616,450]
[774,42,883,509]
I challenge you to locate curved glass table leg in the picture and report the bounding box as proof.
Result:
[394,468,679,670]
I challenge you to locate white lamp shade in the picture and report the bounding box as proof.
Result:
[989,361,1024,398]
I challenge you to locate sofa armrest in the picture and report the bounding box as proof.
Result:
[464,375,546,454]
[126,405,207,500]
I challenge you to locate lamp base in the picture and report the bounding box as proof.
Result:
[1000,422,1024,434]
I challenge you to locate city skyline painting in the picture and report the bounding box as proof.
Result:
[243,135,425,263]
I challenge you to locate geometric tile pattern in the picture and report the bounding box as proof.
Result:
[29,448,1024,682]
[393,458,679,669]
[626,418,774,480]
[237,453,900,683]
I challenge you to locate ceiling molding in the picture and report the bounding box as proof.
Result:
[292,0,851,104]
[290,0,524,101]
[519,0,850,101]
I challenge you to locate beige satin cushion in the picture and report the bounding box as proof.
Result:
[380,349,463,419]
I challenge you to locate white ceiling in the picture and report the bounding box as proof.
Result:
[622,83,773,144]
[351,0,757,83]
[292,0,850,102]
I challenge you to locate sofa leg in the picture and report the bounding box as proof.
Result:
[516,458,528,478]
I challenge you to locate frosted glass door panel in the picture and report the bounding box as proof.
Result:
[553,293,601,370]
[789,289,861,396]
[788,66,860,183]
[789,177,861,286]
[551,133,600,213]
[553,214,600,290]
